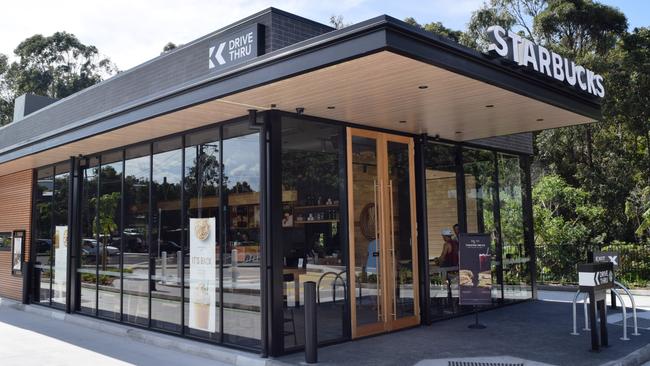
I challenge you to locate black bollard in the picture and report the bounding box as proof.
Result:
[304,281,318,364]
[22,260,32,304]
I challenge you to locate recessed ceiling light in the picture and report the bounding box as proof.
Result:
[399,120,407,124]
[270,104,277,108]
[327,106,336,110]
[485,104,494,108]
[418,85,428,89]
[536,118,544,121]
[455,131,463,134]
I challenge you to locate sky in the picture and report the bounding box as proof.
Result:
[0,0,648,71]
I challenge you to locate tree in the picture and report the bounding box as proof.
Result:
[404,17,464,43]
[329,15,349,30]
[533,175,606,282]
[535,0,628,58]
[162,42,178,54]
[0,31,117,125]
[0,53,11,125]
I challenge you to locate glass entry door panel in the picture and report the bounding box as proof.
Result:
[387,141,417,321]
[347,128,419,338]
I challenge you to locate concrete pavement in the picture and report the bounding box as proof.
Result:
[0,302,230,366]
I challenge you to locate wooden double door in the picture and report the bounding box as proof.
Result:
[346,128,419,338]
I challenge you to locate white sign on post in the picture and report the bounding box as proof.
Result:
[189,218,217,333]
[54,226,68,299]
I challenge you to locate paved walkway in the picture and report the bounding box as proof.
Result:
[1,292,649,366]
[278,300,650,366]
[0,304,227,366]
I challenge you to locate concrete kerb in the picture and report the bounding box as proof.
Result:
[600,344,650,366]
[0,297,279,366]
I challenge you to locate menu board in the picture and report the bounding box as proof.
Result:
[189,218,217,332]
[458,233,492,306]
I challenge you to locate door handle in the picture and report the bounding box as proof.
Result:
[373,179,381,321]
[388,179,397,320]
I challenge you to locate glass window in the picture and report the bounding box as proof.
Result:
[78,158,99,315]
[34,167,54,304]
[151,137,183,332]
[0,233,11,251]
[280,117,345,350]
[51,163,70,309]
[497,153,531,300]
[223,121,261,348]
[184,127,221,340]
[122,144,151,326]
[463,148,501,302]
[424,143,465,319]
[97,151,123,320]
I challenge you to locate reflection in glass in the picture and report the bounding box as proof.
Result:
[387,141,415,318]
[184,127,221,340]
[122,145,151,326]
[34,167,54,304]
[223,122,261,347]
[280,117,345,350]
[424,143,466,319]
[151,138,183,332]
[350,136,382,328]
[78,158,99,314]
[463,148,501,301]
[498,153,531,300]
[97,151,123,320]
[51,163,70,309]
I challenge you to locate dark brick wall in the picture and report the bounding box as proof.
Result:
[0,8,332,155]
[469,132,534,155]
[269,11,333,50]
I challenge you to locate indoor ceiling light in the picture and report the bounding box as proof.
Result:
[327,106,336,109]
[418,85,428,89]
[536,118,544,121]
[399,120,407,124]
[485,104,494,108]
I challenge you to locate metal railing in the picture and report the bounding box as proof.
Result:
[536,243,650,288]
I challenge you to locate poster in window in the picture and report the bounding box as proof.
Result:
[458,233,492,306]
[189,217,217,332]
[54,226,69,300]
[11,231,25,274]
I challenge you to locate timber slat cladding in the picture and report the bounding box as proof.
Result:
[0,170,32,300]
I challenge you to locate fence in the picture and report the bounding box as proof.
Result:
[536,242,650,288]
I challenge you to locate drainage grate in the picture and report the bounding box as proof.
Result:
[448,362,524,366]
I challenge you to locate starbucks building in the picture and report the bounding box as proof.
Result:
[0,8,601,357]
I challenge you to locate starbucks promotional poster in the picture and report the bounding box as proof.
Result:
[189,218,217,332]
[54,226,69,299]
[458,233,492,306]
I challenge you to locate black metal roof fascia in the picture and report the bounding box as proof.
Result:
[0,14,601,165]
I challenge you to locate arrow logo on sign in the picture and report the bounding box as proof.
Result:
[209,42,227,69]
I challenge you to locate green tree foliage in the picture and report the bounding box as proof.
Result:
[535,0,627,58]
[0,31,117,125]
[533,175,606,282]
[462,0,546,50]
[403,17,465,43]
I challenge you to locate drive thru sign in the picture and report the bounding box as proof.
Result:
[209,24,262,71]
